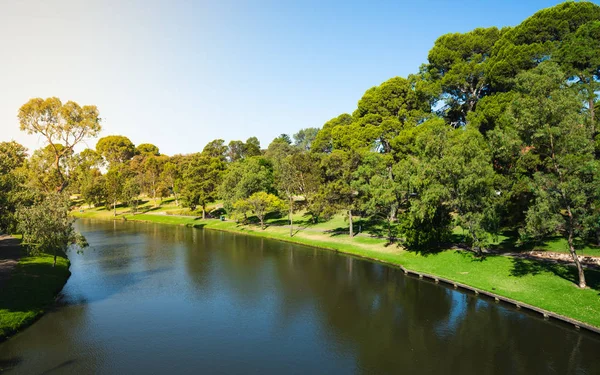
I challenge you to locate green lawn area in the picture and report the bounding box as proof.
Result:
[73,208,600,328]
[0,251,70,339]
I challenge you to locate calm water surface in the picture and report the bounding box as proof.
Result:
[1,219,599,374]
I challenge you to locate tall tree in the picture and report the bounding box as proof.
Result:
[509,63,597,288]
[18,97,101,192]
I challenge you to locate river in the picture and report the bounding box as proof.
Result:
[1,219,599,374]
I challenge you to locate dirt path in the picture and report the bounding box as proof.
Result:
[0,235,23,287]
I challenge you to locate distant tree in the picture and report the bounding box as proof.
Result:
[312,114,353,153]
[104,164,128,216]
[160,161,181,206]
[293,128,319,151]
[219,157,274,212]
[234,192,285,229]
[180,152,226,218]
[244,137,262,157]
[142,155,166,207]
[122,178,141,213]
[96,135,135,166]
[18,97,101,192]
[135,143,160,156]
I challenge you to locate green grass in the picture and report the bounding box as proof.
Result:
[0,251,71,340]
[73,208,600,328]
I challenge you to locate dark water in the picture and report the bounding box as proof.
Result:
[1,220,599,374]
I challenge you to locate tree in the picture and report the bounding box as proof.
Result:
[312,114,353,153]
[234,192,285,229]
[320,150,362,237]
[487,2,600,91]
[293,128,319,151]
[122,178,141,213]
[555,20,600,128]
[354,152,402,241]
[135,143,160,156]
[219,157,274,212]
[180,152,226,218]
[508,63,597,288]
[0,141,28,232]
[18,97,101,192]
[427,27,502,126]
[105,164,128,216]
[142,155,166,207]
[96,135,135,166]
[16,192,87,267]
[160,161,181,206]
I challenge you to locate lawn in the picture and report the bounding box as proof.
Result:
[0,251,70,339]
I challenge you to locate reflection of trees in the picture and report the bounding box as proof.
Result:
[216,235,600,374]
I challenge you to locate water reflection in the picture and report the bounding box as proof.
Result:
[0,219,598,374]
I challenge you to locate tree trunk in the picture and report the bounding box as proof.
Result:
[53,252,57,268]
[260,216,265,230]
[153,186,157,207]
[202,205,206,220]
[348,209,353,237]
[113,200,117,216]
[172,183,179,206]
[567,206,586,288]
[289,197,293,237]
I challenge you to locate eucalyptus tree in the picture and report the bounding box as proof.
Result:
[18,97,101,192]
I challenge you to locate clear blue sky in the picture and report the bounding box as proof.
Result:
[0,0,586,155]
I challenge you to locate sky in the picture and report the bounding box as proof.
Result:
[0,0,586,156]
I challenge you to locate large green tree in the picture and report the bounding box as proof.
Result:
[18,97,101,192]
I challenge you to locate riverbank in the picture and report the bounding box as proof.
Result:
[72,211,600,330]
[0,235,70,341]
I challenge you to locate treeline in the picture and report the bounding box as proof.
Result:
[2,2,600,287]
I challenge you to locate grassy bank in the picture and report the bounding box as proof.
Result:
[73,208,600,329]
[0,245,70,340]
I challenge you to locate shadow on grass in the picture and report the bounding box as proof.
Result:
[510,256,600,292]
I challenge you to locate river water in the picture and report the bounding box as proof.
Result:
[1,219,599,374]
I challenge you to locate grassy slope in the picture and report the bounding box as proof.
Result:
[73,207,600,328]
[0,250,70,339]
